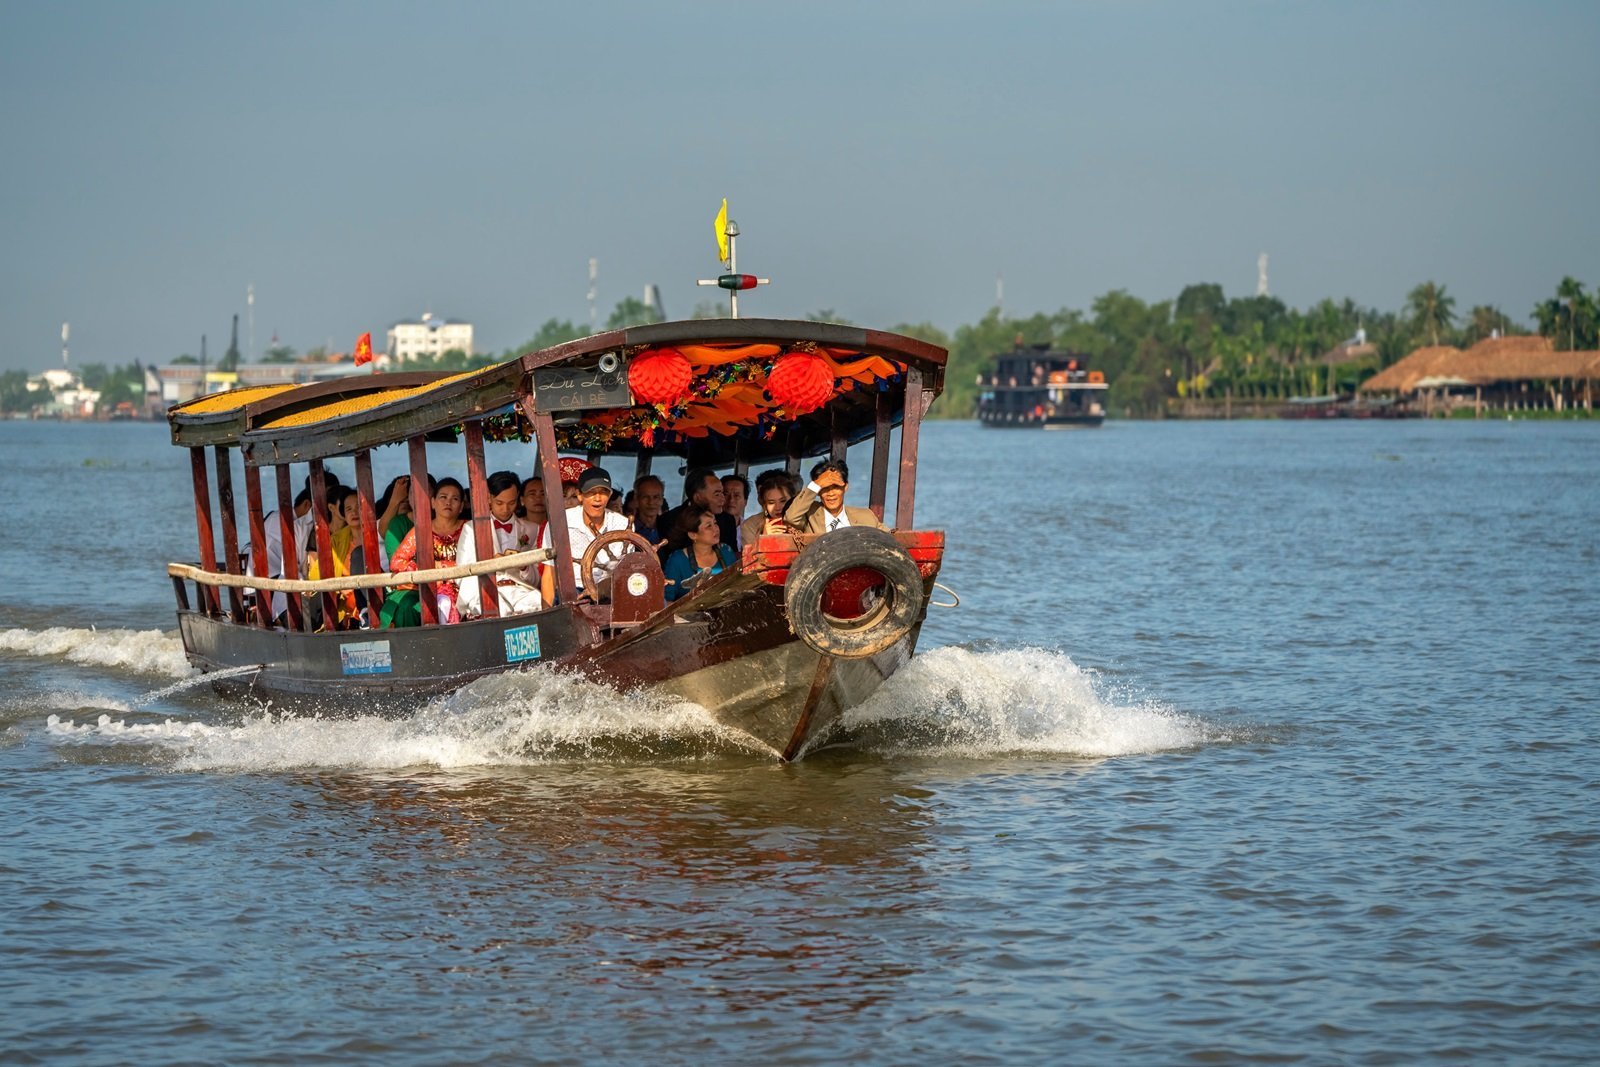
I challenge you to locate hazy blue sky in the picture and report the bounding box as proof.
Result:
[2,0,1596,373]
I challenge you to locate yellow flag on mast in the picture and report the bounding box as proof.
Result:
[714,198,729,265]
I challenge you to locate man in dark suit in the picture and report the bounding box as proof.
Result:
[784,459,885,534]
[659,467,738,551]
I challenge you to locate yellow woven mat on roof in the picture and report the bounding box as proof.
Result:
[259,371,479,428]
[178,384,297,414]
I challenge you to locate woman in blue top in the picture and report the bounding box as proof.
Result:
[662,504,737,602]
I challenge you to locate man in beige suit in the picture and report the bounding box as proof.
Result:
[784,460,886,534]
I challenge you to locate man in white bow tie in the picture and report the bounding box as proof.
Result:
[457,470,543,618]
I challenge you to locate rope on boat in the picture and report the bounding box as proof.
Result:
[166,547,555,594]
[930,582,960,608]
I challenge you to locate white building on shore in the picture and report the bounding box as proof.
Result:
[387,313,473,364]
[27,368,101,417]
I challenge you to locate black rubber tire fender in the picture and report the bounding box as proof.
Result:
[783,527,925,660]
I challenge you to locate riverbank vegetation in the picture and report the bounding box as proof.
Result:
[14,278,1593,419]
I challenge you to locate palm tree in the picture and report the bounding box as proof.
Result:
[1556,277,1597,350]
[1406,281,1457,346]
[1536,278,1598,351]
[1468,305,1504,342]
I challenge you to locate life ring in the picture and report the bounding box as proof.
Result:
[579,530,659,602]
[783,527,925,659]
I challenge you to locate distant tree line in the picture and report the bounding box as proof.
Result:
[886,276,1594,417]
[11,278,1590,418]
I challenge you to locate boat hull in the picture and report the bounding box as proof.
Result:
[177,568,933,761]
[977,410,1105,428]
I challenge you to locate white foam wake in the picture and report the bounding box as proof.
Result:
[38,646,1214,769]
[45,668,760,771]
[0,626,193,679]
[838,646,1216,758]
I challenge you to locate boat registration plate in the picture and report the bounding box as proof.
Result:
[340,640,393,675]
[504,624,542,663]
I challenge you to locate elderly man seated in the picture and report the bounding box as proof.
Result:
[458,470,543,618]
[784,460,885,534]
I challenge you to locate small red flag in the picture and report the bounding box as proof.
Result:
[353,332,374,366]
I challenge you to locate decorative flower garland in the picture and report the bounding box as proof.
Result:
[470,349,903,451]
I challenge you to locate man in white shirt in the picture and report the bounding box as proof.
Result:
[458,471,543,618]
[245,487,316,622]
[539,466,630,602]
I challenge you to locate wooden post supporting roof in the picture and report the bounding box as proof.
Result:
[463,419,500,619]
[784,423,803,480]
[830,406,847,462]
[526,398,578,606]
[189,447,221,616]
[243,463,272,628]
[869,388,891,522]
[407,435,438,626]
[212,445,245,623]
[274,465,305,632]
[895,367,924,530]
[309,459,337,628]
[354,450,383,631]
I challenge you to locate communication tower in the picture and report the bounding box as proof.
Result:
[1257,252,1270,297]
[61,322,69,369]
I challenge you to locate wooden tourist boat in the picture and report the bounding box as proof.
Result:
[165,314,947,761]
[976,341,1107,428]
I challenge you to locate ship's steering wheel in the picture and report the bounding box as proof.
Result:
[578,530,658,602]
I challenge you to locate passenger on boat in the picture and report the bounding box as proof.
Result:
[519,475,548,526]
[245,485,318,623]
[662,505,738,602]
[539,466,629,604]
[607,489,625,514]
[305,487,362,631]
[785,460,884,534]
[375,475,415,568]
[561,480,581,508]
[631,474,667,545]
[457,471,542,619]
[739,470,797,546]
[383,477,467,627]
[660,468,737,553]
[722,473,750,527]
[327,487,362,570]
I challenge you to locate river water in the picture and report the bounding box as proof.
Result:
[1,418,1596,1065]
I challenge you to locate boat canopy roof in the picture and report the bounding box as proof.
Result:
[168,319,946,469]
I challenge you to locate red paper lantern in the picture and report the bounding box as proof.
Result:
[629,348,693,406]
[765,352,834,415]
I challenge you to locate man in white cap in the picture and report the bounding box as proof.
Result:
[539,465,630,602]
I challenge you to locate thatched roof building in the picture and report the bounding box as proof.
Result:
[1360,336,1600,393]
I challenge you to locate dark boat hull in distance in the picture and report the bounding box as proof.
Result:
[975,342,1107,428]
[977,409,1105,429]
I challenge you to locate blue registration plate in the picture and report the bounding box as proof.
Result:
[340,640,392,675]
[504,624,542,663]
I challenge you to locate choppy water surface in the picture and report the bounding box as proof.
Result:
[1,419,1596,1064]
